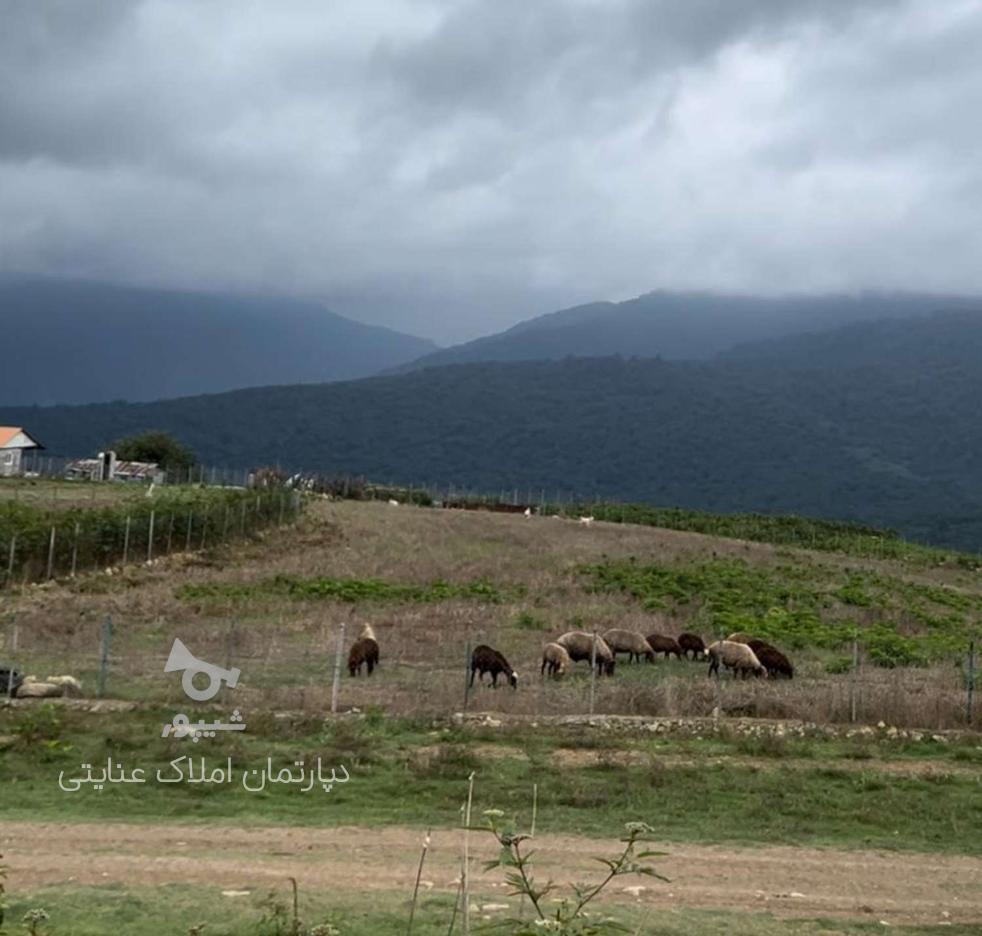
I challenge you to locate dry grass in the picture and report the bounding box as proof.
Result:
[2,499,978,729]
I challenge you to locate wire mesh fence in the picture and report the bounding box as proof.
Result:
[0,488,302,589]
[1,609,976,732]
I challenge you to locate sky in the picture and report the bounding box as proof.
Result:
[2,0,981,344]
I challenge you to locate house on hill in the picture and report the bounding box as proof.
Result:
[0,426,43,477]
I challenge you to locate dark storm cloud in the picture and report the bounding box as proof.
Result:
[1,0,980,342]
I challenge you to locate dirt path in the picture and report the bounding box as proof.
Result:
[4,821,980,926]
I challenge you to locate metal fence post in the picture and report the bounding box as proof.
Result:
[147,510,155,563]
[122,515,131,565]
[166,514,175,554]
[97,615,113,698]
[44,525,56,580]
[967,640,977,725]
[4,535,15,589]
[331,622,347,714]
[70,522,80,578]
[850,638,859,723]
[589,632,598,715]
[185,511,194,551]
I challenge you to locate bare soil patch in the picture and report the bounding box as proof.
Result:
[3,820,979,926]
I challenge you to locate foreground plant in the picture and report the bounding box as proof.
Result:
[21,909,49,936]
[481,813,667,934]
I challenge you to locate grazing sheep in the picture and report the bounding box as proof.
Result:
[677,633,707,660]
[348,636,380,677]
[470,645,518,689]
[555,631,616,676]
[359,623,377,642]
[706,640,766,679]
[578,516,595,526]
[645,634,682,660]
[747,642,794,679]
[540,642,572,678]
[602,629,655,663]
[726,632,754,645]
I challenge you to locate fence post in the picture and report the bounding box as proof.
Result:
[45,526,57,580]
[147,510,155,563]
[223,506,230,543]
[185,511,194,551]
[166,514,175,554]
[967,640,977,725]
[5,615,16,700]
[70,522,80,578]
[850,638,859,723]
[240,500,247,536]
[97,615,113,698]
[4,535,15,589]
[589,632,598,715]
[122,515,131,566]
[331,622,347,715]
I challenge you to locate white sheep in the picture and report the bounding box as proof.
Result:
[540,642,572,678]
[706,640,766,679]
[555,631,615,675]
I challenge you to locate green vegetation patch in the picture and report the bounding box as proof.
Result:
[578,557,982,662]
[2,707,981,856]
[548,501,974,567]
[0,485,299,585]
[178,575,520,604]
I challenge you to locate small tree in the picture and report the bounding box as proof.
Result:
[112,431,196,473]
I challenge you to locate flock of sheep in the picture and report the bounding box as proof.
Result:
[347,622,795,689]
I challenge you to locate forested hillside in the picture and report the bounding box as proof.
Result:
[5,312,982,550]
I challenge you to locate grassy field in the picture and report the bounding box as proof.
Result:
[2,497,981,933]
[6,886,982,936]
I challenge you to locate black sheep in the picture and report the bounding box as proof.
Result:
[469,644,518,689]
[645,634,682,660]
[348,637,380,677]
[0,667,23,697]
[677,633,706,660]
[749,642,794,679]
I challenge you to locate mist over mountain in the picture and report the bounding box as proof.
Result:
[0,277,437,405]
[397,291,982,370]
[6,311,982,551]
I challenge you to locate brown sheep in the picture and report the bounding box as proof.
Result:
[602,629,654,663]
[470,644,518,689]
[706,640,766,679]
[540,642,572,678]
[348,636,380,676]
[677,633,706,660]
[556,631,616,676]
[645,634,682,660]
[747,640,794,679]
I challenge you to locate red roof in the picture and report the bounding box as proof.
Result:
[0,427,43,449]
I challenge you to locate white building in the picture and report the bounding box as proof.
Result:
[0,426,43,477]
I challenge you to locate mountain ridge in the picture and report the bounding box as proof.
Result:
[4,310,982,551]
[0,275,437,405]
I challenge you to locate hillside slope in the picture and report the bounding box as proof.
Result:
[5,312,982,550]
[398,290,982,370]
[0,276,437,404]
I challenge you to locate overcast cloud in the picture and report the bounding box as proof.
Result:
[2,0,981,342]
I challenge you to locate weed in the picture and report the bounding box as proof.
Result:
[480,812,667,934]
